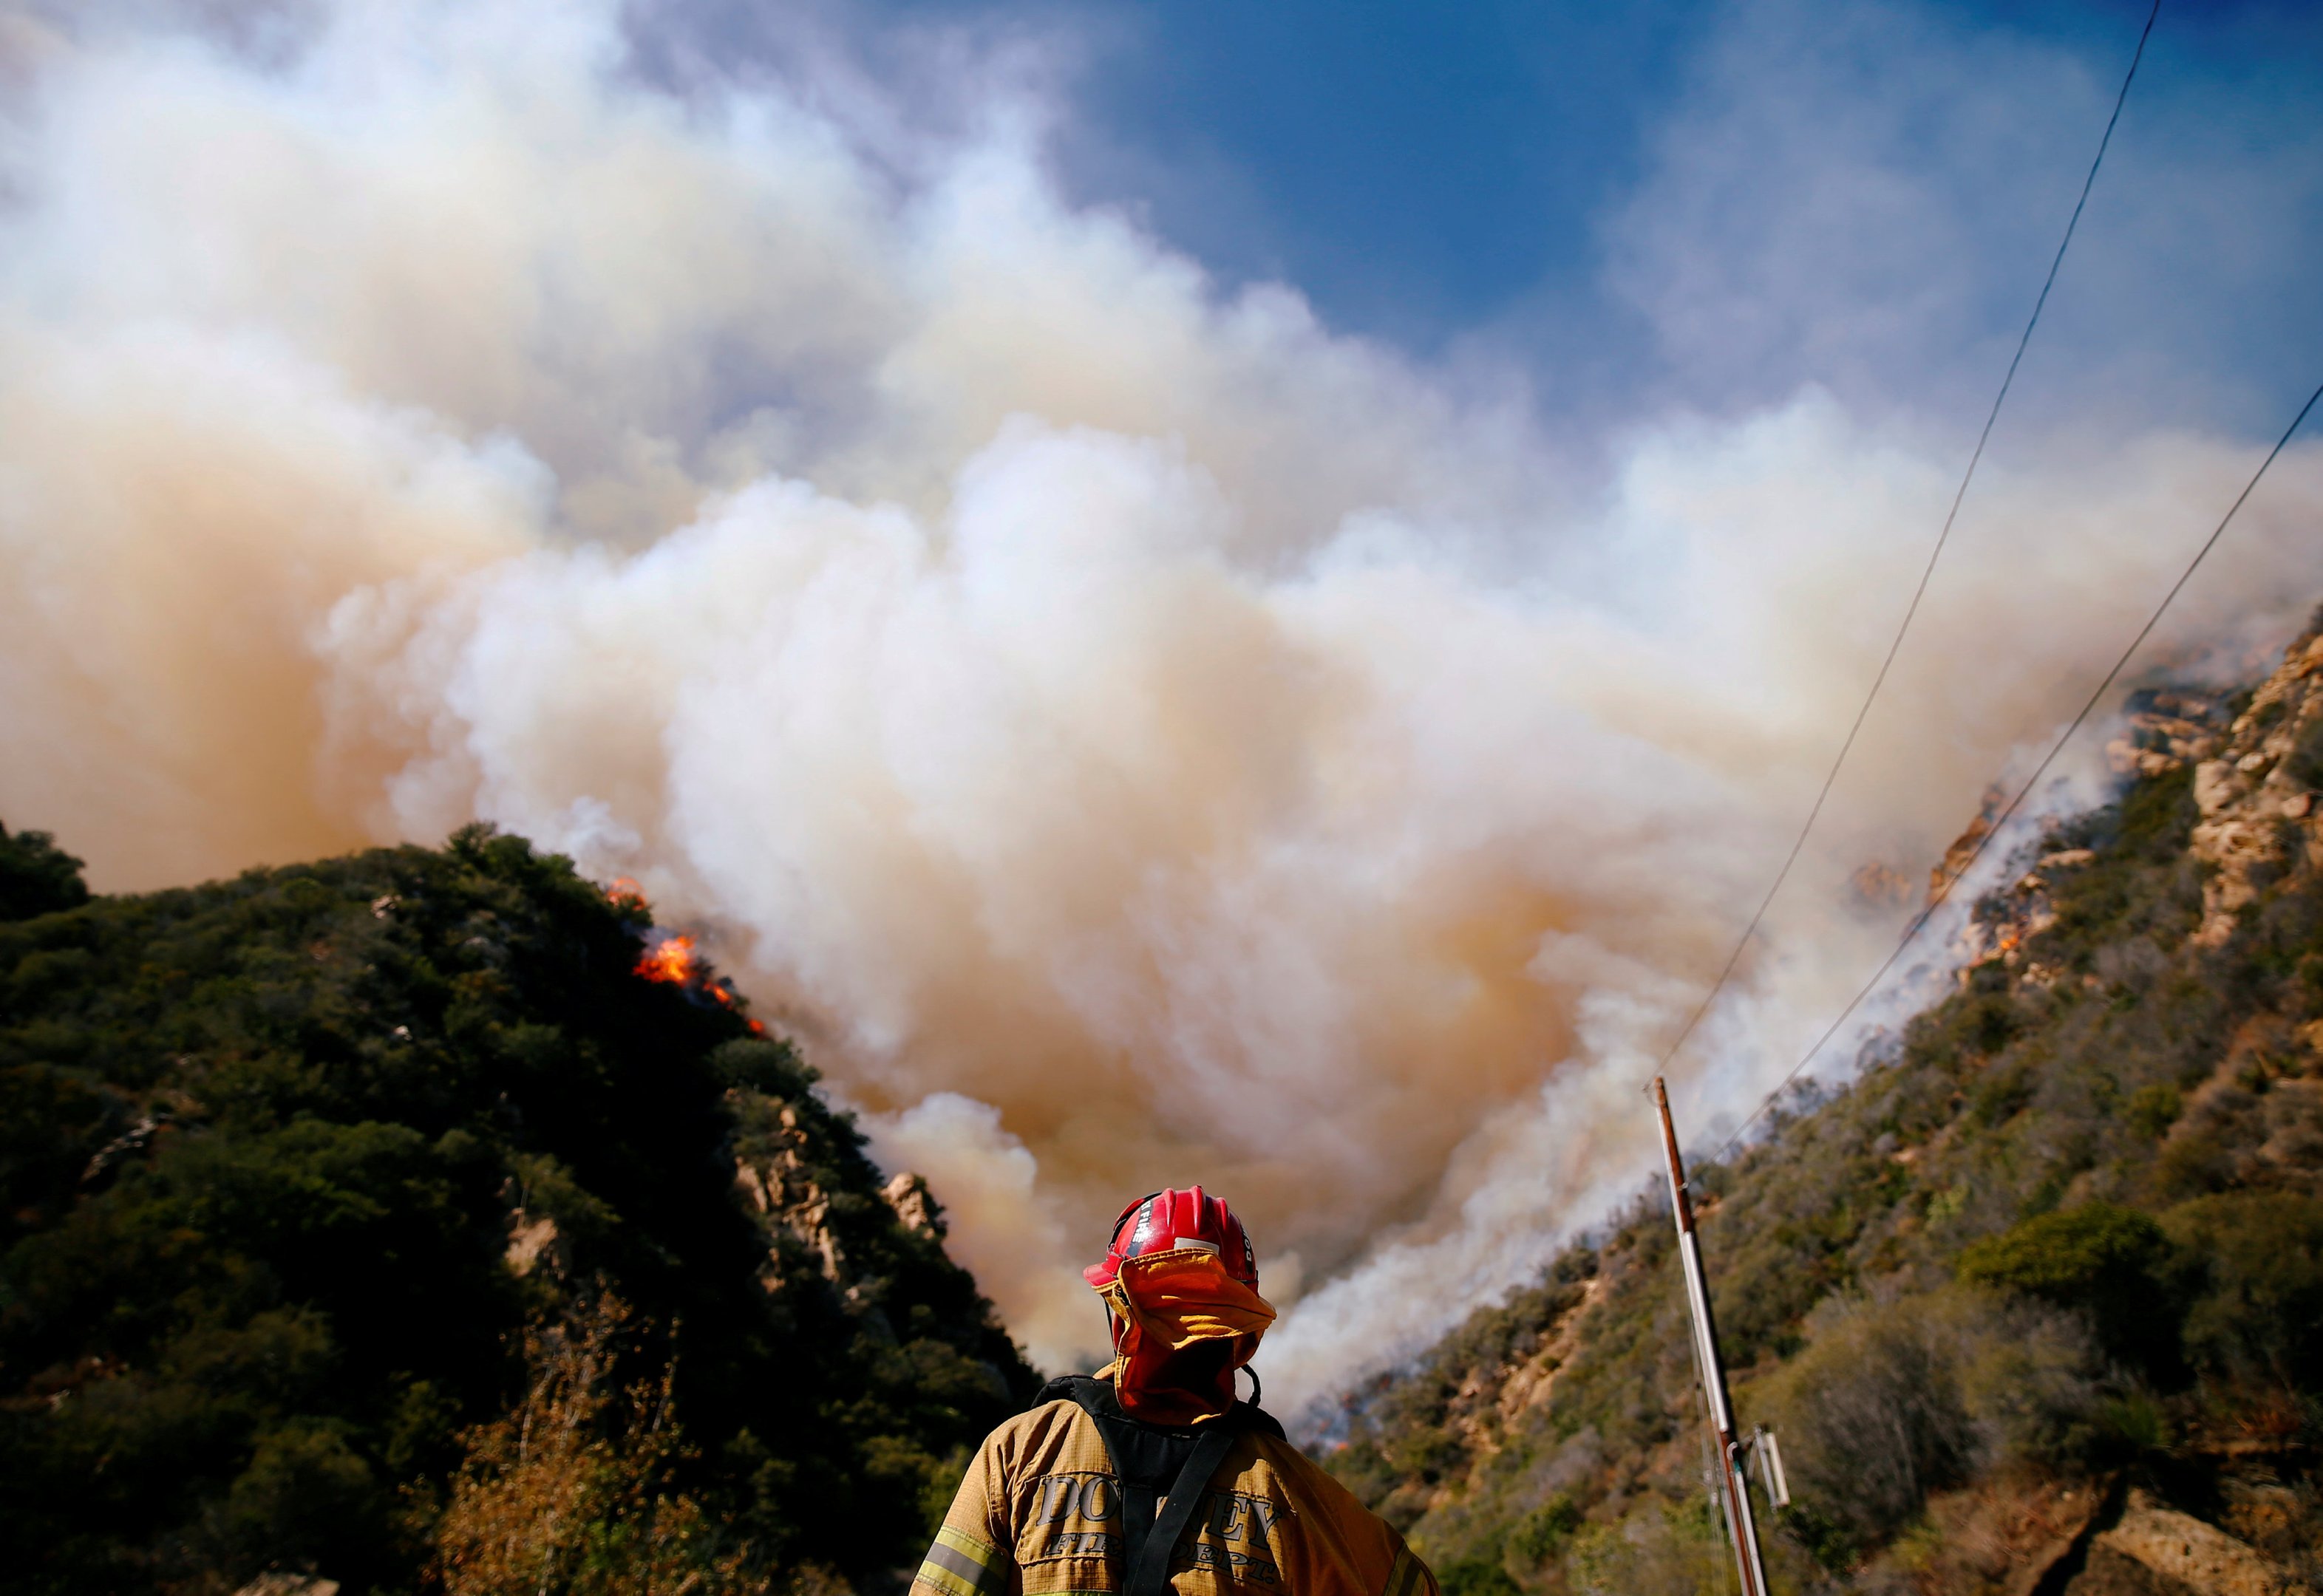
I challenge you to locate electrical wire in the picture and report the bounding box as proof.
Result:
[1708,376,2323,1166]
[1643,0,2164,1085]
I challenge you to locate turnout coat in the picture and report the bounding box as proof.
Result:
[911,1376,1439,1596]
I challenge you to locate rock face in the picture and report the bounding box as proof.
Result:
[2185,628,2323,947]
[719,1051,1030,1361]
[2074,1493,2315,1596]
[232,1577,340,1596]
[882,1170,945,1238]
[1937,624,2323,985]
[2104,689,2235,780]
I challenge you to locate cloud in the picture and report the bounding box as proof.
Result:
[1601,0,2323,430]
[1,0,2319,1408]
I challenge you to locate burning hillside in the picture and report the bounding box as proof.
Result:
[1326,610,2323,1592]
[3,0,2322,1408]
[633,930,766,1031]
[0,827,1033,1594]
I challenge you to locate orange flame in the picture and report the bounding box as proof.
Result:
[636,933,698,984]
[606,876,648,911]
[633,932,769,1035]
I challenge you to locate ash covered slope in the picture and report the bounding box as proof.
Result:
[1325,613,2323,1595]
[0,825,1035,1595]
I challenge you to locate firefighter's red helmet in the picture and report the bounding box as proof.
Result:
[1083,1186,1258,1289]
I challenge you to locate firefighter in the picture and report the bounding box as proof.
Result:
[911,1187,1441,1596]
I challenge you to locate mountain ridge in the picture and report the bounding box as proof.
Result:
[11,604,2323,1595]
[0,825,1036,1595]
[1322,608,2323,1595]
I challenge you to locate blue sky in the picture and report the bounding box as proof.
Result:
[1052,1,1711,341]
[653,0,2323,445]
[1093,0,2320,429]
[1061,4,2284,316]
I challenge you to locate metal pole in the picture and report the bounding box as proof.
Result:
[1654,1077,1769,1596]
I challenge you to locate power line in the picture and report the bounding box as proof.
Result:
[1709,376,2323,1166]
[1643,0,2164,1084]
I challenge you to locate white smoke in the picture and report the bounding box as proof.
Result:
[2,0,2319,1408]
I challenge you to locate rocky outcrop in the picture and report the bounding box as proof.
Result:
[2186,627,2323,947]
[734,1097,854,1286]
[2105,688,2234,780]
[882,1170,945,1238]
[1489,1275,1599,1428]
[1874,1476,2111,1596]
[1946,843,2118,989]
[2072,1493,2315,1596]
[503,1211,560,1277]
[1940,623,2322,981]
[715,1052,1023,1383]
[732,1135,942,1293]
[233,1578,339,1596]
[1931,785,2008,904]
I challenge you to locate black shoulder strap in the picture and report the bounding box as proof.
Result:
[1128,1420,1239,1596]
[1049,1377,1251,1596]
[1033,1373,1103,1409]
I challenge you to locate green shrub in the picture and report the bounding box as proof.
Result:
[1753,1295,1976,1550]
[1956,1202,2180,1378]
[2118,763,2199,861]
[1748,1283,2108,1566]
[2284,709,2323,791]
[1776,1500,1857,1572]
[1948,1296,2108,1469]
[1437,1559,1521,1596]
[1969,1064,2034,1127]
[2163,1191,2323,1387]
[1509,1494,1582,1561]
[1563,1499,1727,1592]
[222,1421,384,1572]
[2098,1391,2172,1456]
[2126,1082,2182,1139]
[2154,1128,2236,1201]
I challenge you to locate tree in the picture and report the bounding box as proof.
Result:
[0,823,89,921]
[432,1297,768,1596]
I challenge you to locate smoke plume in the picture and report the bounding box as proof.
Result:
[3,0,2319,1408]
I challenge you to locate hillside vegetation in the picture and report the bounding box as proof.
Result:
[13,608,2323,1596]
[0,825,1035,1596]
[1327,614,2323,1595]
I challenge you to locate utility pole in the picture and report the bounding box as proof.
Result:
[1653,1077,1769,1596]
